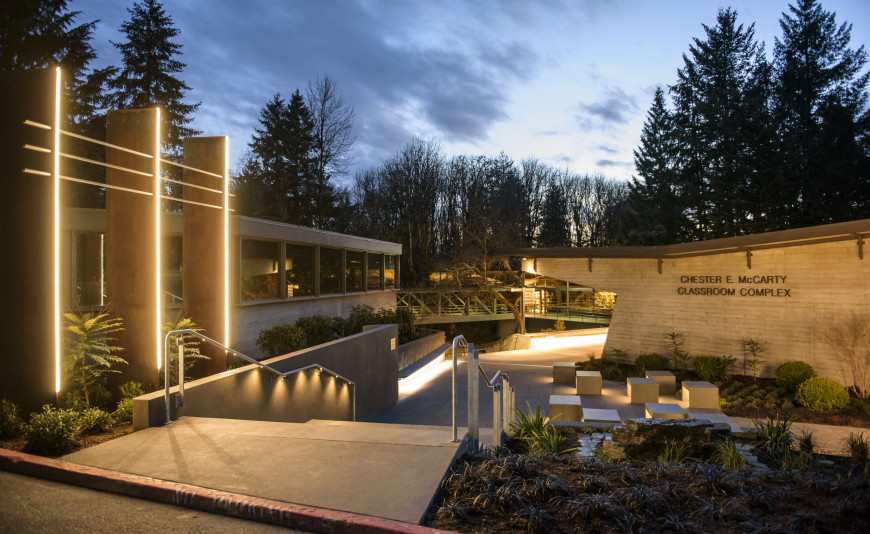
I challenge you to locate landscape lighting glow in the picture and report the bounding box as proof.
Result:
[155,108,162,370]
[398,357,452,395]
[54,67,61,393]
[529,333,608,351]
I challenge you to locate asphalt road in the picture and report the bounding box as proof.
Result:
[0,471,305,533]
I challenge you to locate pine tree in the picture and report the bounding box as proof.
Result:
[773,0,870,225]
[286,90,316,226]
[672,8,773,239]
[622,86,686,245]
[109,0,200,160]
[538,181,571,248]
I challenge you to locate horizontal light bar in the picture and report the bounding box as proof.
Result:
[60,129,154,159]
[23,168,51,176]
[159,158,223,179]
[60,152,153,177]
[160,176,223,194]
[61,175,154,196]
[24,119,51,130]
[159,195,223,210]
[24,144,51,153]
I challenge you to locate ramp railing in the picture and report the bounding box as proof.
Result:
[164,329,356,425]
[451,335,516,454]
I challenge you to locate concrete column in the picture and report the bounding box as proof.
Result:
[106,108,159,387]
[182,137,228,376]
[0,69,56,410]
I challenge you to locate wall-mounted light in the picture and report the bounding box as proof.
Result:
[53,66,62,394]
[155,108,162,370]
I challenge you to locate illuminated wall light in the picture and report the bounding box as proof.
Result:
[529,333,608,351]
[223,136,230,349]
[398,358,452,395]
[53,67,62,394]
[155,108,162,370]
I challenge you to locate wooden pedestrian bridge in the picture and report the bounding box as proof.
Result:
[396,288,613,325]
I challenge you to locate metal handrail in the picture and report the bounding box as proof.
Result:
[163,329,356,425]
[451,334,468,442]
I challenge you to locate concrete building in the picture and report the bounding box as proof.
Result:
[509,219,870,386]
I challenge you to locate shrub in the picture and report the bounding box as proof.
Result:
[775,361,816,392]
[846,432,870,479]
[114,398,134,422]
[120,381,145,400]
[256,323,305,358]
[296,314,343,346]
[0,399,22,439]
[795,377,850,411]
[693,355,736,381]
[665,332,691,379]
[78,407,111,433]
[634,353,666,376]
[753,415,794,465]
[63,311,126,407]
[24,405,78,455]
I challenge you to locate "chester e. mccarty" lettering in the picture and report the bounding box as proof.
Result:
[677,274,791,297]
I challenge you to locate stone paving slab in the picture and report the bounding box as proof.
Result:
[62,417,463,525]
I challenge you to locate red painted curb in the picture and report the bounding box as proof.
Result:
[0,448,453,534]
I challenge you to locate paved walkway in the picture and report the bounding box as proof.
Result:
[732,417,869,453]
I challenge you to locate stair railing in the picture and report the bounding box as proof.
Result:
[164,329,356,425]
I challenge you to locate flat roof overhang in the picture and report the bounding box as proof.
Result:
[501,218,870,261]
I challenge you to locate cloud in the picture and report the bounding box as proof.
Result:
[595,159,631,168]
[595,144,620,154]
[577,87,639,128]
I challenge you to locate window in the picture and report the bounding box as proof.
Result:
[286,244,314,298]
[163,235,183,305]
[240,239,279,301]
[384,255,396,289]
[367,253,383,290]
[320,247,343,294]
[346,250,364,292]
[75,233,105,307]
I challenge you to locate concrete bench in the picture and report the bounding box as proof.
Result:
[582,408,621,423]
[627,377,659,404]
[576,370,602,395]
[553,362,576,383]
[549,394,582,422]
[645,402,687,419]
[646,370,676,395]
[682,381,719,409]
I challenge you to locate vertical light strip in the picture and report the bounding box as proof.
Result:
[53,67,62,394]
[223,136,230,348]
[155,108,162,370]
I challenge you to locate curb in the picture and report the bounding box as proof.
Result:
[0,448,453,534]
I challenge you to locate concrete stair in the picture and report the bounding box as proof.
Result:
[62,416,464,525]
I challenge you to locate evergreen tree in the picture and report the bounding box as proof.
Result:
[672,8,773,239]
[243,91,316,226]
[773,0,870,224]
[109,0,200,159]
[622,86,686,245]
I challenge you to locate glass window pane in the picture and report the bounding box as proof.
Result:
[384,255,396,289]
[286,244,314,298]
[367,253,383,290]
[320,248,343,294]
[162,235,183,305]
[346,251,364,292]
[241,239,279,301]
[75,233,105,307]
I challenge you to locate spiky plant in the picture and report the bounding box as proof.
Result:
[64,312,126,407]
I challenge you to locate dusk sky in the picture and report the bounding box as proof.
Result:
[70,0,869,184]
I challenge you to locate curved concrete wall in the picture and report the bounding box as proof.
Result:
[536,239,868,385]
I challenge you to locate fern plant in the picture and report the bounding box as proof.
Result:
[64,312,126,407]
[161,317,209,387]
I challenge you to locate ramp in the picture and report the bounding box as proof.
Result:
[61,417,464,524]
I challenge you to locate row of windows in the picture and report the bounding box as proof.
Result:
[240,239,397,302]
[72,233,397,308]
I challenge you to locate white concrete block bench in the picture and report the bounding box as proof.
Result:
[627,377,658,404]
[549,394,582,422]
[582,408,621,424]
[644,402,687,419]
[553,362,576,383]
[682,381,719,409]
[646,370,676,395]
[576,370,602,395]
